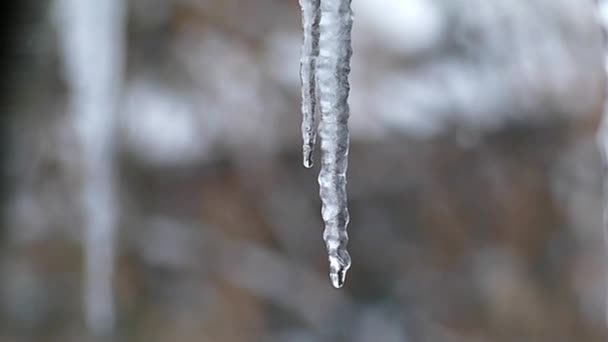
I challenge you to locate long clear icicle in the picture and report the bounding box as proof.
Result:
[316,0,353,288]
[299,0,321,168]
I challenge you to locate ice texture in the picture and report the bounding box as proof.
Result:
[299,0,321,168]
[316,0,353,288]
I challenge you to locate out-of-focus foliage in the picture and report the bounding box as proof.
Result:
[1,0,607,341]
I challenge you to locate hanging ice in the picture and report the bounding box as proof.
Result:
[299,0,354,288]
[299,0,321,168]
[57,0,124,335]
[317,0,354,289]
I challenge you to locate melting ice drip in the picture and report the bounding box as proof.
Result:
[299,0,353,288]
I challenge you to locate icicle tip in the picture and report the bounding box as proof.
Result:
[329,266,348,289]
[328,252,351,289]
[303,145,314,168]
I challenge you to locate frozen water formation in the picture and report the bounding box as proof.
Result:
[57,0,124,335]
[299,0,353,288]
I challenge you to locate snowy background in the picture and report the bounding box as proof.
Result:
[1,0,607,341]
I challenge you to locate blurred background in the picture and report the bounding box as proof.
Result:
[1,0,608,341]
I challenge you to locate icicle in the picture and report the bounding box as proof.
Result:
[57,0,125,335]
[316,0,353,288]
[299,0,321,168]
[298,0,354,288]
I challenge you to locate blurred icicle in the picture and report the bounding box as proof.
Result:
[316,0,354,288]
[299,0,321,168]
[56,0,125,335]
